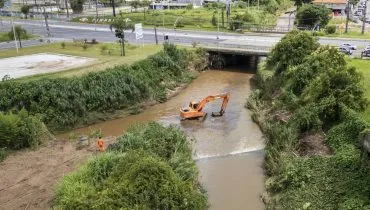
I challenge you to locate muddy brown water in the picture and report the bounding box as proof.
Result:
[64,69,265,210]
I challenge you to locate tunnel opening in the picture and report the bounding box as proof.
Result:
[207,51,261,73]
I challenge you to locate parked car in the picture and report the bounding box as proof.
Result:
[341,43,357,50]
[339,47,353,55]
[362,49,370,57]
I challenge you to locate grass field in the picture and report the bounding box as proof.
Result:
[347,58,370,122]
[0,33,11,42]
[0,42,162,80]
[321,17,370,39]
[75,2,292,32]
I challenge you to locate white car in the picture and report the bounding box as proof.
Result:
[341,43,357,50]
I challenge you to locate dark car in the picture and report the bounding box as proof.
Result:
[339,47,353,55]
[361,49,370,57]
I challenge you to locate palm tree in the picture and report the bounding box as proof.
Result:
[110,17,134,56]
[8,25,28,48]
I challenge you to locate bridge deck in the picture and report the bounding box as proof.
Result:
[201,45,270,56]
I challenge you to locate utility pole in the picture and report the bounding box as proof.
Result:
[217,0,220,39]
[258,0,259,10]
[11,18,19,54]
[95,0,98,31]
[345,1,350,33]
[43,8,51,39]
[362,0,367,34]
[112,0,116,17]
[65,0,69,19]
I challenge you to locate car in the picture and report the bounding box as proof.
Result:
[339,47,353,55]
[361,49,370,57]
[341,43,357,50]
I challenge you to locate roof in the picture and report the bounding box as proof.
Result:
[313,0,347,4]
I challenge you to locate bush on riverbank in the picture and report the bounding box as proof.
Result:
[248,30,370,209]
[0,44,206,132]
[53,122,207,210]
[0,109,51,162]
[0,109,49,150]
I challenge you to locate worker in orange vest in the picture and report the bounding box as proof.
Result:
[97,136,105,152]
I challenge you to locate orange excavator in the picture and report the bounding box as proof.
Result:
[180,93,230,120]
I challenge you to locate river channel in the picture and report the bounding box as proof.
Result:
[66,69,265,210]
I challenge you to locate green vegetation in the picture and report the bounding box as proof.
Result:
[110,17,134,56]
[323,30,370,39]
[0,32,11,42]
[0,43,162,79]
[75,0,292,32]
[20,5,31,19]
[247,30,370,209]
[325,25,336,34]
[54,122,207,209]
[70,0,85,13]
[296,4,332,29]
[317,17,370,38]
[0,44,206,132]
[347,59,370,123]
[8,25,29,48]
[0,109,51,162]
[267,30,319,73]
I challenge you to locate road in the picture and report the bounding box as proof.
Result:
[1,19,370,51]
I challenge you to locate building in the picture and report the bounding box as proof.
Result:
[313,0,347,16]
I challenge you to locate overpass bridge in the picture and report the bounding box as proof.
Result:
[198,44,270,69]
[202,45,270,56]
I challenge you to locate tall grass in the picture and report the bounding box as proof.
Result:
[0,44,206,132]
[54,122,207,210]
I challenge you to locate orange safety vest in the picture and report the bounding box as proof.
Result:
[97,138,105,151]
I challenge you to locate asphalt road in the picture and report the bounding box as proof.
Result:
[1,19,370,52]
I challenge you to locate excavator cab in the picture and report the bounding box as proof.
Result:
[180,93,230,120]
[190,101,200,110]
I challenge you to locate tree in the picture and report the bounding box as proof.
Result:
[286,46,348,96]
[110,17,134,56]
[299,47,367,123]
[129,0,140,12]
[0,0,5,8]
[294,0,312,9]
[21,5,31,19]
[267,30,319,74]
[140,0,150,20]
[211,14,217,26]
[70,0,85,13]
[296,4,332,29]
[8,26,28,48]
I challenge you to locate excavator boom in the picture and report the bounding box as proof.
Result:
[180,93,230,120]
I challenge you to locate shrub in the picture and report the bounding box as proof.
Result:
[54,123,207,210]
[0,148,7,162]
[0,109,48,150]
[0,44,201,131]
[186,3,193,9]
[60,42,66,49]
[211,14,217,26]
[70,0,85,13]
[326,25,336,34]
[100,44,108,54]
[267,30,319,74]
[82,43,88,50]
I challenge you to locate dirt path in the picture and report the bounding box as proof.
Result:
[0,137,114,210]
